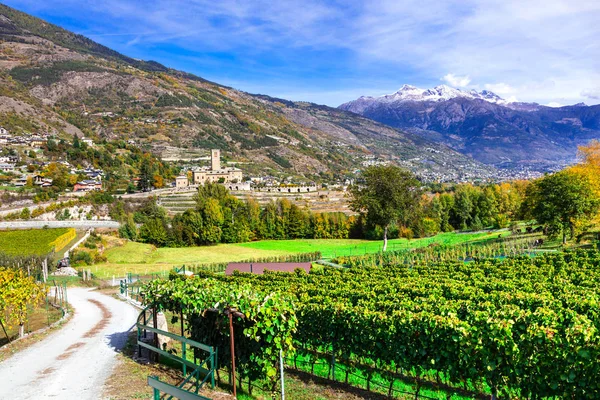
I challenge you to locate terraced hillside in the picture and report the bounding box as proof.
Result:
[158,189,351,215]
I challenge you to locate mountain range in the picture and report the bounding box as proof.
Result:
[340,85,600,169]
[0,4,495,183]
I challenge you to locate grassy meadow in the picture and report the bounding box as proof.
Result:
[88,230,510,278]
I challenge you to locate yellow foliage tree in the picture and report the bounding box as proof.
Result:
[570,140,600,225]
[0,268,46,338]
[153,174,164,189]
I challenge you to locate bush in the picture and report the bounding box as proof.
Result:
[71,250,92,266]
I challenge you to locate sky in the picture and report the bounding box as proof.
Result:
[5,0,600,107]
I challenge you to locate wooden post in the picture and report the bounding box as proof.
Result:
[229,311,237,399]
[42,259,48,283]
[0,320,11,343]
[181,310,186,376]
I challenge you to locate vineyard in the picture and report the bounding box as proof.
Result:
[142,248,600,399]
[332,233,546,267]
[0,228,75,256]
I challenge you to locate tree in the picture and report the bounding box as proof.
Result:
[20,207,31,220]
[199,198,224,244]
[525,170,600,244]
[72,134,80,149]
[452,184,475,230]
[153,174,164,189]
[0,268,45,338]
[349,165,421,251]
[119,213,138,241]
[139,217,169,246]
[194,182,230,209]
[138,153,156,191]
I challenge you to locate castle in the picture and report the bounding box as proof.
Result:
[192,149,242,184]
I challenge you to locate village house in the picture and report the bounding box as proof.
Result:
[74,180,102,192]
[29,137,46,148]
[0,163,16,172]
[175,175,189,189]
[12,174,52,187]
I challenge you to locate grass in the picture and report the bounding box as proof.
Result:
[91,240,295,278]
[0,228,72,256]
[88,230,509,279]
[237,231,509,258]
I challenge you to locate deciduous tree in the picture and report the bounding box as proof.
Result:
[525,170,600,244]
[350,165,421,251]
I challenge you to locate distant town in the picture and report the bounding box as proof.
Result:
[0,124,551,205]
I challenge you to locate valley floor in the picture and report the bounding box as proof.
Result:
[88,230,509,278]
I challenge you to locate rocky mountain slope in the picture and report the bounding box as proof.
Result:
[340,85,600,170]
[0,4,497,182]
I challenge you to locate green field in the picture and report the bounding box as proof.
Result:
[90,230,509,278]
[237,231,508,258]
[0,228,71,256]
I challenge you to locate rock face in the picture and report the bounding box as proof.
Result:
[51,266,78,276]
[340,86,600,170]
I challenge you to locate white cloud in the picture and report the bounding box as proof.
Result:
[484,83,516,95]
[442,74,471,87]
[546,102,563,107]
[581,88,600,100]
[20,0,600,106]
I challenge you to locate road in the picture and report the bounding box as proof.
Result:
[0,288,139,400]
[0,220,120,229]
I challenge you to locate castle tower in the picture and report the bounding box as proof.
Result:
[211,149,221,171]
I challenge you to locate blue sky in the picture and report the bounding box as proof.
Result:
[5,0,600,106]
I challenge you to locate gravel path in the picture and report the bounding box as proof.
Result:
[0,288,139,399]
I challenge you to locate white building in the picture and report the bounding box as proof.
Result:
[175,175,189,189]
[0,163,16,172]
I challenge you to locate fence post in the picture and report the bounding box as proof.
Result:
[331,352,336,381]
[45,296,50,326]
[280,349,285,400]
[64,283,68,313]
[210,348,216,389]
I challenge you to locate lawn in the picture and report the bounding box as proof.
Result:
[0,228,74,256]
[237,230,510,258]
[90,230,509,279]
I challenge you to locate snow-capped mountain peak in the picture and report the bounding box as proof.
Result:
[340,84,513,114]
[364,84,510,105]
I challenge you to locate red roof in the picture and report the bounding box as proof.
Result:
[225,262,312,276]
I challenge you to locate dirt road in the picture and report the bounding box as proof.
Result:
[0,288,139,399]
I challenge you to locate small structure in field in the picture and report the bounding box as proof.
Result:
[225,262,311,275]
